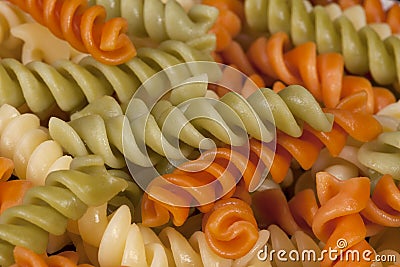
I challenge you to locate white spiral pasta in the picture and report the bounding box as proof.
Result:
[374,99,400,132]
[10,22,87,64]
[0,104,72,185]
[73,204,271,267]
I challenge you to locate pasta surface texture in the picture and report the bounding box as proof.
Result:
[6,0,136,65]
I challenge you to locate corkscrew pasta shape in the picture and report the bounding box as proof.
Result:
[358,130,400,179]
[6,0,136,65]
[0,155,128,267]
[312,172,374,267]
[319,0,400,34]
[201,0,243,52]
[74,203,270,266]
[86,0,219,52]
[247,31,396,112]
[244,0,400,86]
[361,174,400,228]
[0,104,73,185]
[262,224,322,267]
[0,40,214,119]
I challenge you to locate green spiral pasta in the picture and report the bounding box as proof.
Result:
[244,0,400,86]
[0,155,128,267]
[87,0,218,52]
[0,40,215,119]
[358,130,400,180]
[156,84,333,143]
[48,82,333,169]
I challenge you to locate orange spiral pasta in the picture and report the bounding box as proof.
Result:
[141,146,263,227]
[312,172,374,267]
[201,197,259,259]
[202,0,243,52]
[247,32,396,113]
[0,157,33,215]
[314,0,400,34]
[6,0,136,65]
[202,0,266,87]
[11,246,96,267]
[361,174,400,228]
[274,107,382,184]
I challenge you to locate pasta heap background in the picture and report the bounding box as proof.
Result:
[0,0,399,266]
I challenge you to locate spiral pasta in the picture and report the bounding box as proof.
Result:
[0,104,74,185]
[316,0,400,34]
[6,0,136,65]
[358,130,400,180]
[0,155,128,267]
[71,203,270,266]
[312,172,374,266]
[85,0,219,52]
[202,0,243,52]
[361,174,400,228]
[0,40,214,119]
[244,0,400,86]
[259,224,323,267]
[10,22,87,64]
[247,31,396,112]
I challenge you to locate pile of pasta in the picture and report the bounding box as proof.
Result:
[0,0,400,266]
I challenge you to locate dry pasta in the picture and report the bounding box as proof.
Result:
[6,0,136,65]
[0,0,398,266]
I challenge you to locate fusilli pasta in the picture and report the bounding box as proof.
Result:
[6,0,136,65]
[244,0,400,86]
[0,155,128,266]
[86,0,218,52]
[0,40,214,119]
[0,104,72,185]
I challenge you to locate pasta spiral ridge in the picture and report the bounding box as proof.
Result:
[244,0,400,86]
[312,172,374,267]
[140,80,382,227]
[259,224,323,267]
[6,0,136,65]
[71,204,269,267]
[86,0,219,52]
[0,40,213,119]
[314,0,400,34]
[201,0,243,52]
[361,174,400,228]
[0,104,72,186]
[50,79,335,170]
[140,145,267,227]
[358,130,400,180]
[201,197,260,259]
[0,155,128,267]
[0,1,30,59]
[247,31,396,112]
